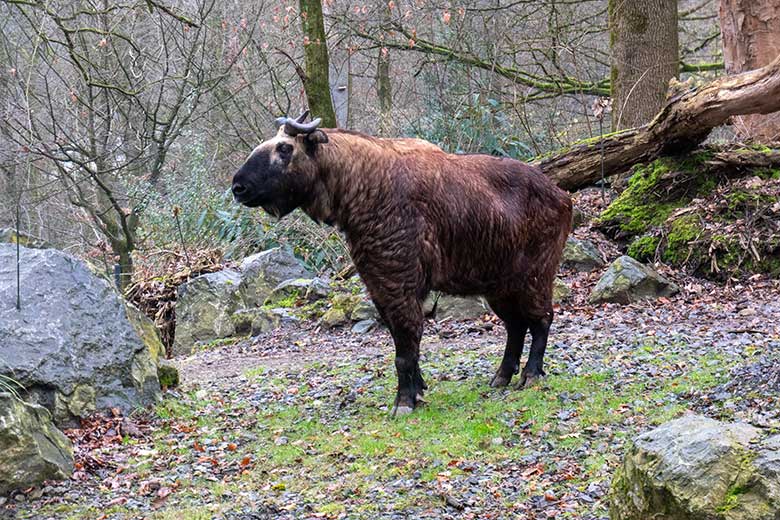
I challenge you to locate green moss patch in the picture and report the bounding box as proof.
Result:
[597,154,716,238]
[627,235,660,262]
[661,214,703,265]
[600,150,780,279]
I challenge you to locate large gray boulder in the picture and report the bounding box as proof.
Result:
[172,248,314,355]
[610,415,780,519]
[172,270,242,357]
[561,237,604,271]
[589,255,679,304]
[0,245,161,427]
[0,393,74,495]
[238,247,313,308]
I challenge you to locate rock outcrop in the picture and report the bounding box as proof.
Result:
[610,415,780,519]
[589,255,679,304]
[0,245,161,427]
[0,393,74,495]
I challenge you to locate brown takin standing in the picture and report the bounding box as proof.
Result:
[232,112,572,415]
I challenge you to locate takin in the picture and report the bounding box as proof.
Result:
[232,111,572,415]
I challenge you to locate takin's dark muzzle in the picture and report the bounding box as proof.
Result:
[231,149,277,208]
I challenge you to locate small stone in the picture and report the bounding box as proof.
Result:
[557,409,576,421]
[561,237,604,271]
[393,405,414,416]
[571,207,587,229]
[589,256,679,305]
[321,307,348,328]
[270,308,300,325]
[157,362,180,389]
[738,307,756,316]
[351,319,377,334]
[264,277,329,307]
[274,436,288,446]
[553,278,571,303]
[350,300,379,321]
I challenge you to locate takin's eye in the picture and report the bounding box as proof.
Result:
[276,143,293,157]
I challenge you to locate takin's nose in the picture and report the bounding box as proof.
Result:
[231,182,248,199]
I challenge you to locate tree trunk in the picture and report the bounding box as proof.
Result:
[719,0,780,143]
[609,0,680,130]
[537,53,780,191]
[377,47,392,135]
[299,0,338,127]
[113,240,134,293]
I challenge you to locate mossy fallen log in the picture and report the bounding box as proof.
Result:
[536,53,780,191]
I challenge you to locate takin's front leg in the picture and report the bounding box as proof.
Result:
[376,297,426,416]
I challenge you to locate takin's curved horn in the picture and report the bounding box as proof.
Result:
[284,117,322,136]
[295,109,310,123]
[274,109,310,130]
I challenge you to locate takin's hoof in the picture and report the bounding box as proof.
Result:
[391,392,426,417]
[516,372,545,389]
[489,373,512,388]
[391,404,415,417]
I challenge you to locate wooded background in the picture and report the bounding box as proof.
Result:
[1,0,778,287]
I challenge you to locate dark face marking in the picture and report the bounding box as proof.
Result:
[231,136,312,218]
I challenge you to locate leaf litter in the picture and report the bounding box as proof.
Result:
[6,212,780,519]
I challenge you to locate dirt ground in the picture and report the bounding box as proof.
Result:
[6,265,780,520]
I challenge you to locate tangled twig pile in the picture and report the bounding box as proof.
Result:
[126,249,228,356]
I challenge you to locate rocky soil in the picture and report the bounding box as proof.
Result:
[4,263,779,519]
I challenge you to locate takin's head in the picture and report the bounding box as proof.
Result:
[231,110,329,218]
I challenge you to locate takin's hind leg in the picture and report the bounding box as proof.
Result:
[486,298,528,388]
[517,312,553,389]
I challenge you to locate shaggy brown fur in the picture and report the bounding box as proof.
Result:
[232,127,572,415]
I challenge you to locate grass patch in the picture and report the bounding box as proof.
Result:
[25,336,740,519]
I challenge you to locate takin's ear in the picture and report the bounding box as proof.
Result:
[305,129,329,145]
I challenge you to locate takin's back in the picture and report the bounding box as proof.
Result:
[393,150,572,295]
[396,150,571,240]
